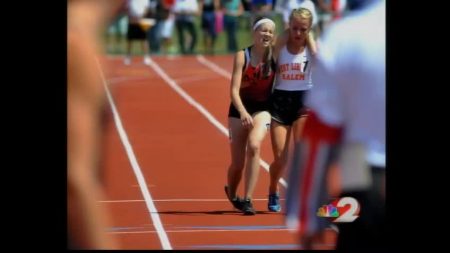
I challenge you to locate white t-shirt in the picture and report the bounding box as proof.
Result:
[307,0,385,167]
[128,0,149,18]
[173,0,199,14]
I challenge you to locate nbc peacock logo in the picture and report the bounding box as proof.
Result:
[317,197,360,223]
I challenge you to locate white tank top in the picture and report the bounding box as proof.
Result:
[274,45,313,91]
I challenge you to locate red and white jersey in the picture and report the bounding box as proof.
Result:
[274,45,313,91]
[240,46,276,102]
[308,0,385,167]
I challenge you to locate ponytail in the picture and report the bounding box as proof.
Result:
[261,46,273,79]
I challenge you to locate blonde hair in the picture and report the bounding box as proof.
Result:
[289,8,313,27]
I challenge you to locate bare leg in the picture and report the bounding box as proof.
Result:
[243,111,271,199]
[227,117,248,199]
[268,121,291,194]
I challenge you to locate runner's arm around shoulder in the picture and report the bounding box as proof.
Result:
[273,29,288,60]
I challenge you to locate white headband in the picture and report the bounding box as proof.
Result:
[253,18,275,31]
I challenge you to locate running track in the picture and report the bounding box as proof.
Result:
[98,55,337,250]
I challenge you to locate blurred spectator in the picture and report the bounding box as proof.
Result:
[275,0,318,30]
[241,0,252,12]
[158,0,176,56]
[146,0,175,55]
[124,0,152,65]
[222,0,244,53]
[252,0,274,15]
[146,0,161,53]
[315,0,347,34]
[173,0,200,54]
[250,0,274,25]
[200,0,221,55]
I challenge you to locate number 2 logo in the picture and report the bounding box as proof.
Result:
[332,197,360,223]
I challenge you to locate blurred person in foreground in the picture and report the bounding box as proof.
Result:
[68,0,123,249]
[285,0,386,250]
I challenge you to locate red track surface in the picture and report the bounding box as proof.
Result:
[99,55,336,250]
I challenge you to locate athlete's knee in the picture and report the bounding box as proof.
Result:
[274,150,288,165]
[247,140,262,156]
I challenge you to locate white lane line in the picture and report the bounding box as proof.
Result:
[96,58,172,250]
[109,228,296,234]
[99,198,286,203]
[196,54,232,79]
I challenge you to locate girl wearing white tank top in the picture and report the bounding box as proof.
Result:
[266,8,316,213]
[275,44,313,91]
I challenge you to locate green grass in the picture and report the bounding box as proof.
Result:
[103,14,284,55]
